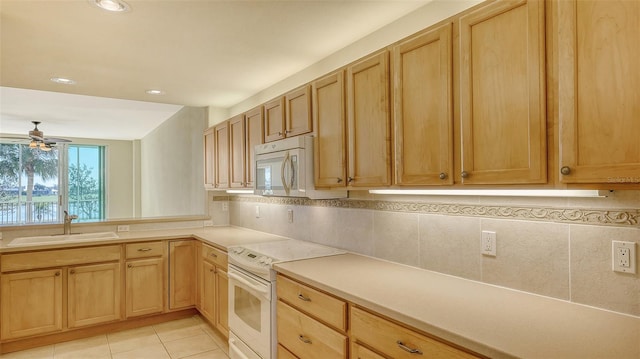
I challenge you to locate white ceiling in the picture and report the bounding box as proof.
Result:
[0,0,435,140]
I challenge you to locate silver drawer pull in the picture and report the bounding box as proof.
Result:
[137,248,152,252]
[397,341,423,355]
[209,253,218,258]
[298,335,312,344]
[297,293,311,302]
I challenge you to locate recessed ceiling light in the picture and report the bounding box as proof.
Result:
[146,89,165,95]
[50,77,76,85]
[90,0,130,12]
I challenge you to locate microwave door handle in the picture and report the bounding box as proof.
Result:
[281,152,290,194]
[289,156,295,190]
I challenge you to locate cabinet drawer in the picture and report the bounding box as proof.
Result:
[201,243,227,268]
[126,241,164,259]
[277,301,347,359]
[277,274,346,331]
[278,344,299,359]
[350,306,480,359]
[1,245,121,272]
[352,343,386,359]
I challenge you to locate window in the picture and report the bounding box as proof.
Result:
[0,143,106,225]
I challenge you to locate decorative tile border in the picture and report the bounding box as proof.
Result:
[229,196,640,227]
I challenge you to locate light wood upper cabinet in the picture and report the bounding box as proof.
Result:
[203,127,215,189]
[67,262,121,328]
[229,114,246,188]
[313,71,347,188]
[265,86,313,143]
[213,121,230,189]
[347,50,392,187]
[557,0,640,184]
[393,23,453,186]
[458,0,546,185]
[245,106,264,188]
[285,85,313,137]
[169,240,196,310]
[1,269,63,340]
[264,97,286,142]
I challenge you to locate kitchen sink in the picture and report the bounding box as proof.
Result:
[8,232,120,247]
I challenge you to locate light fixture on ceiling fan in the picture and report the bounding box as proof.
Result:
[28,121,72,151]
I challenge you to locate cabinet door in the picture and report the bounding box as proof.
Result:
[313,71,347,188]
[215,267,229,336]
[351,343,386,359]
[200,260,216,323]
[68,262,121,328]
[1,269,63,339]
[264,97,285,142]
[169,240,196,309]
[459,0,546,184]
[285,85,313,137]
[245,106,264,188]
[229,114,247,188]
[558,0,640,184]
[214,121,230,189]
[204,127,215,189]
[394,23,453,186]
[126,257,164,318]
[347,51,392,187]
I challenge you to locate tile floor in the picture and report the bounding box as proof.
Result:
[0,315,230,359]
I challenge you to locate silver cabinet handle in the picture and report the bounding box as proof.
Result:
[137,248,152,252]
[127,263,133,268]
[55,271,61,276]
[209,252,218,258]
[285,130,292,134]
[70,269,76,274]
[278,131,283,136]
[560,166,571,175]
[461,171,469,178]
[347,177,354,183]
[337,177,343,183]
[297,293,311,302]
[439,172,447,180]
[298,335,312,344]
[397,341,423,355]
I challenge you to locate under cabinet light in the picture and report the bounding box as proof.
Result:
[368,189,608,198]
[226,189,254,194]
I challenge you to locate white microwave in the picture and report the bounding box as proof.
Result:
[254,136,347,199]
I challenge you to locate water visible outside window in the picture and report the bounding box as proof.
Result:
[0,143,105,225]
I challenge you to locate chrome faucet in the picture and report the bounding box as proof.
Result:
[63,210,78,235]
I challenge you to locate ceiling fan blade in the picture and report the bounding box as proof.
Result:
[43,137,72,144]
[29,134,45,141]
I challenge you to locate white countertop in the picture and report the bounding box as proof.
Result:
[0,226,288,252]
[274,253,640,359]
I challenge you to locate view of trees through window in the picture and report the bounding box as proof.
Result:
[0,143,105,225]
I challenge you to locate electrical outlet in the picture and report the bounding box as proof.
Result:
[255,205,260,218]
[117,225,130,232]
[203,220,214,227]
[481,230,497,256]
[612,241,636,274]
[287,209,293,223]
[221,202,228,212]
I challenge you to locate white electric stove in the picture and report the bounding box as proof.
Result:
[226,239,346,359]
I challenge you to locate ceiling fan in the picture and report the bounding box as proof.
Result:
[0,121,72,151]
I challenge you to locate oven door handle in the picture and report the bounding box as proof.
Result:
[229,338,251,359]
[229,271,269,295]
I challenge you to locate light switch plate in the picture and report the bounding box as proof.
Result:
[117,225,130,232]
[612,241,636,274]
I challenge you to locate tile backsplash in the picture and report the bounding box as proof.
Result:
[219,190,640,317]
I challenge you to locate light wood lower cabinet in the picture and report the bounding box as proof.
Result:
[277,301,347,359]
[350,306,480,359]
[169,240,196,310]
[125,241,165,318]
[126,257,165,318]
[67,262,121,328]
[1,269,63,340]
[352,343,386,359]
[199,243,229,337]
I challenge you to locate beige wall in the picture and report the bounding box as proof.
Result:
[140,106,207,217]
[225,190,640,318]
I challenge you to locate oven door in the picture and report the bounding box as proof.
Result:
[228,264,273,359]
